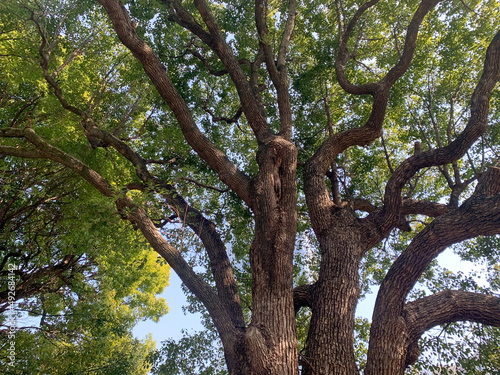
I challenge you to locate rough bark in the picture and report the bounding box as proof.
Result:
[2,1,500,375]
[247,136,299,374]
[302,211,364,375]
[363,27,500,372]
[365,168,500,375]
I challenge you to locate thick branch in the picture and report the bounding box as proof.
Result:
[400,198,450,218]
[381,168,500,305]
[43,57,245,326]
[0,145,44,159]
[8,15,246,328]
[277,0,297,69]
[405,290,500,344]
[304,94,387,231]
[382,0,442,86]
[97,0,253,206]
[366,169,500,374]
[351,197,449,218]
[150,179,245,327]
[163,0,214,46]
[336,0,442,95]
[0,127,240,333]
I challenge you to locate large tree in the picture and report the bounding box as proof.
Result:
[1,0,500,374]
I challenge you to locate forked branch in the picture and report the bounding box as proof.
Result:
[305,0,444,228]
[376,29,500,236]
[97,0,253,206]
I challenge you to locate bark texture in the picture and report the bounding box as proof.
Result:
[2,1,500,375]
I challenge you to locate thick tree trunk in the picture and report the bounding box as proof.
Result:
[302,208,364,375]
[245,137,299,374]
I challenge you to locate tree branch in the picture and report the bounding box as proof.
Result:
[335,0,381,95]
[403,290,500,366]
[400,199,450,218]
[405,290,500,343]
[176,176,229,193]
[186,47,252,77]
[0,254,79,313]
[381,0,442,86]
[0,127,115,197]
[13,8,247,329]
[165,0,271,142]
[255,0,295,139]
[376,29,500,236]
[202,104,243,125]
[373,167,500,321]
[0,145,44,159]
[366,168,500,373]
[132,177,245,327]
[126,205,241,345]
[277,0,297,69]
[305,1,444,233]
[0,124,245,333]
[97,0,253,206]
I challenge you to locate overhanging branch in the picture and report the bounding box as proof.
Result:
[405,290,500,342]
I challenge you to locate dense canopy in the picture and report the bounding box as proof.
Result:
[1,0,500,374]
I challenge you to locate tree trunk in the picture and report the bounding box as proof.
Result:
[245,137,299,374]
[302,208,364,375]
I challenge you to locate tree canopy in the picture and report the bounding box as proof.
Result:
[1,0,500,374]
[0,12,171,370]
[0,158,170,374]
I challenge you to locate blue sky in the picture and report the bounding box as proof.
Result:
[133,271,203,344]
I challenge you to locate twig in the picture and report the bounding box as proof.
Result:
[176,177,228,193]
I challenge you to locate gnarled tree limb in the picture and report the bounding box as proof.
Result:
[97,0,253,205]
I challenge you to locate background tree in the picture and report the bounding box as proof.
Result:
[1,0,500,374]
[0,158,170,374]
[0,37,170,374]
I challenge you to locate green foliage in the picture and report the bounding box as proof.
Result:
[0,157,169,374]
[415,323,500,375]
[3,313,156,375]
[151,329,228,375]
[1,0,499,373]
